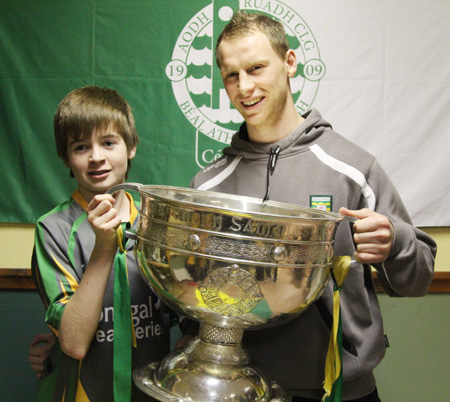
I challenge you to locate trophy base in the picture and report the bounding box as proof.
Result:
[134,328,291,402]
[134,362,290,402]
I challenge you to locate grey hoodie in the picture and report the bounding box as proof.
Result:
[190,109,436,399]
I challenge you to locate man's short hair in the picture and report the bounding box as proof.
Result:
[54,86,139,162]
[215,11,290,67]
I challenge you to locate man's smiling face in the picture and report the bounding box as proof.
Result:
[219,30,296,140]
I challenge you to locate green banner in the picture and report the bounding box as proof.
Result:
[0,1,204,222]
[0,0,323,223]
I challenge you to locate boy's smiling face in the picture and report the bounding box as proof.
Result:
[65,124,136,202]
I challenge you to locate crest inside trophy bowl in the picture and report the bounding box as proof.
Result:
[107,183,344,402]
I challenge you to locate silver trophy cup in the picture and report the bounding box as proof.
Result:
[107,183,346,402]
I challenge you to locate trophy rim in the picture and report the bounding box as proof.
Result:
[138,185,343,222]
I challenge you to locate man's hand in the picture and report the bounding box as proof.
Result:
[29,333,56,379]
[339,207,394,264]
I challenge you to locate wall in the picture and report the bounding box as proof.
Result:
[0,290,47,402]
[375,294,450,402]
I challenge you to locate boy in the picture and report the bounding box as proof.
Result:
[31,86,170,401]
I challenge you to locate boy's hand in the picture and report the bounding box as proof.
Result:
[339,207,394,264]
[29,333,56,379]
[87,194,122,249]
[175,334,195,349]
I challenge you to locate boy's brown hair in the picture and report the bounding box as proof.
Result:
[54,86,139,163]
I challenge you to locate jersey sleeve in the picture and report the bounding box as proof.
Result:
[32,217,81,334]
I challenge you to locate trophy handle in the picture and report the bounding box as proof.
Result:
[340,215,358,223]
[124,228,138,241]
[106,182,143,195]
[106,183,142,242]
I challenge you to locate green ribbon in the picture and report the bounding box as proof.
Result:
[113,222,133,402]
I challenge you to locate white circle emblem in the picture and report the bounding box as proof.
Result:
[166,1,325,145]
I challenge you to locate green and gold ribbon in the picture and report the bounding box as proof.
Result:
[322,256,352,402]
[113,222,136,402]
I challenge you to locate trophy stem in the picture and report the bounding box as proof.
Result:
[198,323,244,344]
[133,322,291,401]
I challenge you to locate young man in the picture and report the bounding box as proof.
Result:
[191,11,436,402]
[31,86,170,401]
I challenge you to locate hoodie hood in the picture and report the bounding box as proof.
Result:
[223,109,333,160]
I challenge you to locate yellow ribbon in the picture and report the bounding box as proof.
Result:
[322,256,352,402]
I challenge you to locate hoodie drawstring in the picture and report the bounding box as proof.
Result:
[263,146,281,202]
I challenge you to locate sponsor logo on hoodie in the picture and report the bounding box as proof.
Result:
[310,195,332,211]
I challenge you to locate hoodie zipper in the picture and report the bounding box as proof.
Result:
[263,145,281,202]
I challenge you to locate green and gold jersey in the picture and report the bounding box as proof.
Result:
[32,190,170,401]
